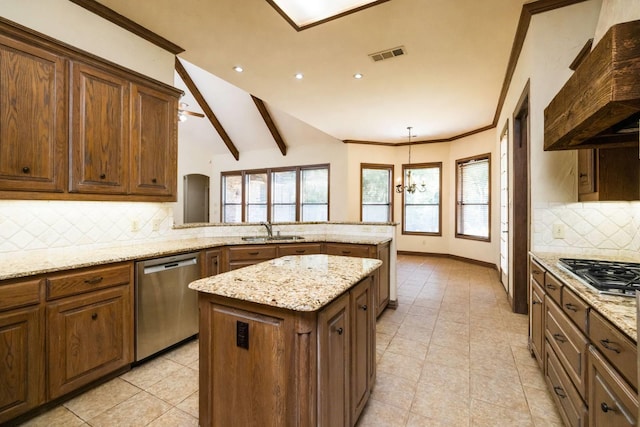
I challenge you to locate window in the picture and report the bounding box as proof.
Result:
[361,164,393,222]
[402,162,441,235]
[301,167,329,221]
[221,164,329,223]
[456,154,490,241]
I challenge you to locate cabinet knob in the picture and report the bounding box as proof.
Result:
[100,173,106,179]
[359,304,368,311]
[152,178,157,183]
[22,166,30,174]
[600,402,616,413]
[91,313,98,320]
[336,327,344,335]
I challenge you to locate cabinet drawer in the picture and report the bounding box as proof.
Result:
[278,243,323,256]
[588,346,638,427]
[589,310,637,391]
[544,273,563,305]
[46,263,132,300]
[545,343,588,427]
[546,299,589,398]
[227,245,277,262]
[530,259,545,287]
[325,244,371,258]
[561,286,588,334]
[0,279,42,311]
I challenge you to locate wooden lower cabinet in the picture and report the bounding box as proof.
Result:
[198,276,375,427]
[318,293,350,427]
[204,249,221,277]
[545,343,588,427]
[530,276,544,368]
[588,346,638,426]
[47,285,133,399]
[0,304,45,424]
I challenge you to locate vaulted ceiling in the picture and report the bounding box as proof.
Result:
[95,0,531,144]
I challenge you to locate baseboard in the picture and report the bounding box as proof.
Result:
[396,251,497,270]
[387,300,398,310]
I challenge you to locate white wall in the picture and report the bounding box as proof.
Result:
[1,0,175,84]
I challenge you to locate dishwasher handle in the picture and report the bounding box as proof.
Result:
[143,257,198,275]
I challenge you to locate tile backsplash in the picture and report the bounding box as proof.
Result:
[533,201,640,258]
[0,201,175,253]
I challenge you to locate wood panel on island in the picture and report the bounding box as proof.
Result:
[528,256,638,427]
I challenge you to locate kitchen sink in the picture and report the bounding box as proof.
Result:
[240,235,305,242]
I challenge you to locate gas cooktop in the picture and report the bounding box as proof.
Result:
[558,258,640,297]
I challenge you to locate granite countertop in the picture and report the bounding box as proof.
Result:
[530,252,637,342]
[0,234,391,281]
[188,254,382,312]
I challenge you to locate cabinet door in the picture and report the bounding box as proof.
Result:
[577,149,596,196]
[130,83,177,197]
[318,293,350,427]
[350,277,374,424]
[325,243,372,258]
[589,347,638,427]
[530,279,544,368]
[70,62,128,194]
[0,305,44,424]
[204,250,221,277]
[47,286,133,399]
[0,35,66,192]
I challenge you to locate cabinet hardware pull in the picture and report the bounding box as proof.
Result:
[553,386,566,399]
[552,333,567,343]
[91,313,98,320]
[84,276,104,285]
[546,284,557,290]
[342,251,351,254]
[600,339,621,354]
[248,252,259,255]
[152,178,157,183]
[100,173,106,179]
[360,305,368,311]
[295,250,306,253]
[336,327,344,335]
[600,402,616,413]
[579,173,587,178]
[22,166,30,173]
[532,301,541,305]
[564,303,578,312]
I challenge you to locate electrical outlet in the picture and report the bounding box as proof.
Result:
[131,220,140,232]
[552,223,565,239]
[152,219,161,232]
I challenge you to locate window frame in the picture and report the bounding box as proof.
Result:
[360,163,394,223]
[455,153,491,242]
[401,162,442,236]
[220,164,330,223]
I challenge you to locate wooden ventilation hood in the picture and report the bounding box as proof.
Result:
[544,19,640,151]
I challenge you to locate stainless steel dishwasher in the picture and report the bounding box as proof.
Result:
[135,252,200,361]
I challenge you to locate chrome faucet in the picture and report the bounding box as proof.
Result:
[261,221,273,238]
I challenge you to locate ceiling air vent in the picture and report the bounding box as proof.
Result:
[369,46,406,62]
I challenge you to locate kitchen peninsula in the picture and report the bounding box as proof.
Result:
[189,254,382,427]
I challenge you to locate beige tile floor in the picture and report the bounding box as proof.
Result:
[20,255,562,427]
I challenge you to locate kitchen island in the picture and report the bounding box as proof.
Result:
[189,254,382,427]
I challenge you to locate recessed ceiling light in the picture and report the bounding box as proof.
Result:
[295,73,304,80]
[233,66,244,73]
[354,73,363,79]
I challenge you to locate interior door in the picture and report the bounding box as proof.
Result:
[499,125,509,292]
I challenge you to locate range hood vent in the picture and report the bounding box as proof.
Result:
[544,20,640,151]
[369,46,406,62]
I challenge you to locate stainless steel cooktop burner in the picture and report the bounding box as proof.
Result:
[558,258,640,297]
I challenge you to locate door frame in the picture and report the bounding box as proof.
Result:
[511,81,530,315]
[499,121,510,291]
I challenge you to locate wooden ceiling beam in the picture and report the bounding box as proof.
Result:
[251,96,287,156]
[175,58,240,160]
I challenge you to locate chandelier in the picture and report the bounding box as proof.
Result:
[396,126,426,193]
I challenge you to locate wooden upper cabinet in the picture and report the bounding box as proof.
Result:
[130,83,177,196]
[0,34,66,192]
[70,63,129,194]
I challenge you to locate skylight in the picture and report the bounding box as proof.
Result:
[267,0,389,30]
